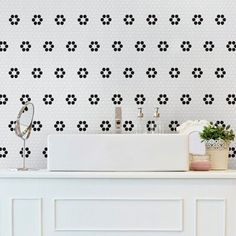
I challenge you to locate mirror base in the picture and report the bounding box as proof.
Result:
[17,168,29,171]
[16,168,38,171]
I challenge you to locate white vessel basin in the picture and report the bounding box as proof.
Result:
[47,134,189,171]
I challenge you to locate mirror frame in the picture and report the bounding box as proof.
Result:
[15,102,35,140]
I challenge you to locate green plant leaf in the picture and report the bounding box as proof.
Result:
[199,123,235,142]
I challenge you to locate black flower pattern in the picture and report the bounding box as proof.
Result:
[20,41,31,52]
[203,41,215,52]
[112,41,123,52]
[169,14,180,25]
[66,41,77,52]
[157,41,169,52]
[54,68,66,78]
[43,41,54,52]
[32,68,43,78]
[43,94,54,105]
[146,68,157,78]
[146,120,156,132]
[215,120,226,128]
[77,68,88,78]
[135,41,146,52]
[77,121,88,132]
[100,120,111,132]
[169,68,180,78]
[226,94,236,105]
[32,121,43,131]
[0,94,8,105]
[20,147,31,158]
[8,120,16,132]
[32,14,43,25]
[111,94,123,105]
[181,41,192,52]
[2,13,236,165]
[192,14,203,25]
[20,94,31,105]
[42,147,48,158]
[123,14,135,25]
[169,120,180,132]
[89,41,100,52]
[9,68,20,78]
[78,15,89,25]
[123,120,134,132]
[123,67,135,78]
[0,41,8,52]
[203,94,214,105]
[0,147,8,158]
[9,14,20,25]
[66,94,77,105]
[54,121,65,132]
[146,14,158,25]
[192,68,203,78]
[229,147,236,158]
[89,94,100,105]
[226,41,236,52]
[55,15,66,25]
[180,94,192,105]
[101,14,112,25]
[157,94,169,105]
[134,94,146,105]
[215,14,226,25]
[215,68,226,78]
[100,68,112,78]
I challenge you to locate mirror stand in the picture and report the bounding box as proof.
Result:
[17,139,28,171]
[15,102,35,171]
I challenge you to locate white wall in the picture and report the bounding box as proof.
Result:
[0,0,236,169]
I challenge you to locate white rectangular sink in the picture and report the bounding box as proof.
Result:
[47,134,189,171]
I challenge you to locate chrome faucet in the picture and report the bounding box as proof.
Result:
[115,107,122,133]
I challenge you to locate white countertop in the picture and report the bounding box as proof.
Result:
[0,169,236,179]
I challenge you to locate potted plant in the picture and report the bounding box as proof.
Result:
[200,122,235,170]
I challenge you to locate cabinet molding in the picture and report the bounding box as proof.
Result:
[54,198,184,232]
[11,198,42,236]
[194,199,226,236]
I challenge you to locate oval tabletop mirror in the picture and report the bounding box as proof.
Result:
[15,102,34,171]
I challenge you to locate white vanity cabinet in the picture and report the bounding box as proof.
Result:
[1,170,236,236]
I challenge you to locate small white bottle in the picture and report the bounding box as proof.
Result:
[153,107,163,134]
[136,107,144,133]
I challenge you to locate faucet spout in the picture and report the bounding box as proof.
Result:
[115,107,122,133]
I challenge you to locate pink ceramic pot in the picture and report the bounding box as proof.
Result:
[191,160,211,171]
